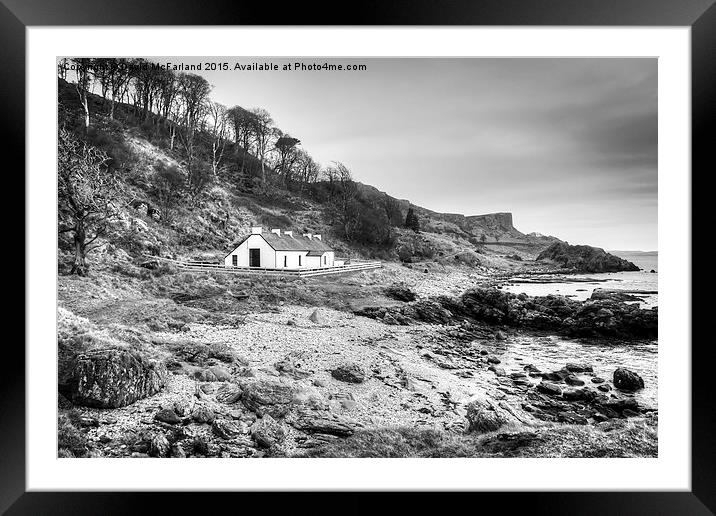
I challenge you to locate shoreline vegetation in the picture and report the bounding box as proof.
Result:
[56,59,657,459]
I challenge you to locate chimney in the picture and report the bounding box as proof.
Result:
[251,226,263,234]
[271,228,281,236]
[314,234,322,241]
[284,231,293,237]
[303,233,313,240]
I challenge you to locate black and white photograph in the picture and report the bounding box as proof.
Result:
[56,56,658,460]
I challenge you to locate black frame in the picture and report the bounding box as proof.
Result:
[7,0,712,513]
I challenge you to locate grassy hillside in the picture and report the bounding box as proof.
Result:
[58,76,557,274]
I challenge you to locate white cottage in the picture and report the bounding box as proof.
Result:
[224,227,335,269]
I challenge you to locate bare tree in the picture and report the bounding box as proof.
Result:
[207,101,229,178]
[58,129,123,275]
[325,161,359,239]
[176,73,212,198]
[294,150,320,189]
[72,58,93,132]
[94,58,132,120]
[249,107,274,187]
[227,106,257,188]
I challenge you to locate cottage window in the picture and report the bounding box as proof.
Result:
[232,255,237,266]
[299,255,302,266]
[284,256,287,267]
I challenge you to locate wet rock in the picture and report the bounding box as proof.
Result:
[331,363,366,384]
[212,419,247,440]
[536,382,562,396]
[149,433,171,457]
[487,356,501,365]
[216,383,242,404]
[73,349,168,408]
[250,414,286,448]
[613,368,645,391]
[597,384,611,392]
[566,363,593,373]
[154,408,181,425]
[564,374,585,386]
[523,364,541,374]
[494,330,507,341]
[591,377,606,384]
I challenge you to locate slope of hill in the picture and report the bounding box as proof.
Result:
[58,76,560,271]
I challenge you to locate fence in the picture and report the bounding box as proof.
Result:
[145,255,382,278]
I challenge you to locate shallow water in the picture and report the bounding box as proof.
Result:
[490,334,658,410]
[502,251,658,308]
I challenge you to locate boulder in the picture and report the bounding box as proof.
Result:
[193,365,232,382]
[564,374,585,386]
[288,409,360,437]
[309,309,321,324]
[154,408,181,425]
[465,398,514,433]
[191,405,215,424]
[384,284,417,302]
[239,378,301,417]
[250,414,287,448]
[536,382,562,396]
[149,433,171,457]
[565,363,593,373]
[331,363,366,384]
[212,419,247,440]
[73,349,168,408]
[216,383,242,404]
[613,368,645,391]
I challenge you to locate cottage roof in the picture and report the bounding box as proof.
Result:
[225,231,333,257]
[262,232,332,252]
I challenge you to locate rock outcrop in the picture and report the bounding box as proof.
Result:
[536,242,640,273]
[73,349,168,408]
[613,368,645,391]
[356,287,657,340]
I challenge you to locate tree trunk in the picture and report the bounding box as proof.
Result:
[70,226,88,276]
[82,95,90,133]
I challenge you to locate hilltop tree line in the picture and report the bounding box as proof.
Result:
[58,58,420,274]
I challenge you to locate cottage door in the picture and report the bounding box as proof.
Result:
[249,248,261,267]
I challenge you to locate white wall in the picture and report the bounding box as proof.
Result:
[224,234,276,268]
[276,250,309,269]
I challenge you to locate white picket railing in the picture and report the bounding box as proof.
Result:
[144,255,382,277]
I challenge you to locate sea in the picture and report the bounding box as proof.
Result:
[498,251,658,408]
[501,251,658,308]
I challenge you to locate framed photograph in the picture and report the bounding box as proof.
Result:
[10,0,712,512]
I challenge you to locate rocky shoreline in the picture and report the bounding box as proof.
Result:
[58,279,657,458]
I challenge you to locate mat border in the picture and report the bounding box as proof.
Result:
[9,0,711,513]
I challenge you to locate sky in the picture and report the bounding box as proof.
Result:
[150,57,657,251]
